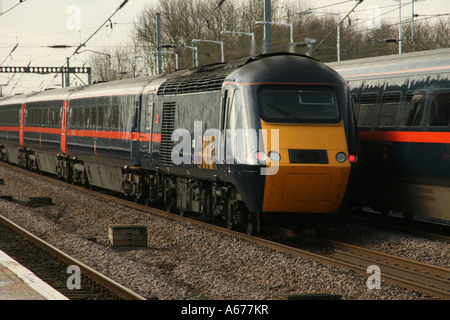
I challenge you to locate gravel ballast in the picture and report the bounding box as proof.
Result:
[0,164,447,300]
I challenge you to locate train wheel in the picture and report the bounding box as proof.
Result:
[133,195,142,204]
[246,212,260,236]
[165,195,175,213]
[226,201,235,231]
[226,216,234,230]
[144,196,151,207]
[179,209,187,217]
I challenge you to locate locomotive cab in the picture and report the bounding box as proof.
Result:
[224,54,359,219]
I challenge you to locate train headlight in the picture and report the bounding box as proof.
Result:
[268,151,281,162]
[336,152,347,163]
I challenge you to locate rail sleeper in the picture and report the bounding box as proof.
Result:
[108,225,147,248]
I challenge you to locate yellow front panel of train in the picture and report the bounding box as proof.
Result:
[261,122,351,213]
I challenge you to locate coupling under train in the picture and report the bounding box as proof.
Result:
[329,48,450,222]
[0,52,359,234]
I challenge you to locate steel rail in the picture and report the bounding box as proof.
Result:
[327,239,450,299]
[0,213,147,300]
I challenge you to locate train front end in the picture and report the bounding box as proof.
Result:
[230,54,358,217]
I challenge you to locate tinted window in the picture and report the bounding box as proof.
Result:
[428,91,450,127]
[83,106,89,127]
[90,106,97,128]
[378,92,401,127]
[260,86,340,123]
[358,93,378,127]
[111,105,119,129]
[401,92,425,126]
[98,106,104,129]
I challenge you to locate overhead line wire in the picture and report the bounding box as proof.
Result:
[0,0,27,17]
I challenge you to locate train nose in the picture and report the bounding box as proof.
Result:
[262,149,351,213]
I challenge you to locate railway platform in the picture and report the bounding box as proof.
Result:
[0,250,68,300]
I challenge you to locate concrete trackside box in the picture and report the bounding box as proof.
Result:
[108,225,147,248]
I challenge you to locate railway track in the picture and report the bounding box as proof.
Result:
[324,238,449,299]
[352,210,450,244]
[1,162,449,300]
[0,212,146,300]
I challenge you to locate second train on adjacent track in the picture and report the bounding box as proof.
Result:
[329,48,450,222]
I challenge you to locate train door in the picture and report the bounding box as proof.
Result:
[219,86,230,165]
[139,93,155,167]
[20,104,25,147]
[131,94,141,164]
[61,100,69,154]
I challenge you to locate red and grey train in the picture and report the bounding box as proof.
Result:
[0,52,359,234]
[329,48,450,222]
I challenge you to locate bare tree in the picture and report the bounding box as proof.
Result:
[87,0,449,79]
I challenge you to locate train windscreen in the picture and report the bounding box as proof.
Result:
[259,86,340,123]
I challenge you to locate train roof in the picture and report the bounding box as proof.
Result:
[68,76,157,100]
[153,52,345,95]
[0,52,345,106]
[25,86,74,103]
[0,92,26,106]
[230,52,346,86]
[327,48,450,80]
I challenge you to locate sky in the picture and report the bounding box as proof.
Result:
[0,0,449,96]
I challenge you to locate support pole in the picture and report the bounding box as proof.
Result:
[156,12,162,75]
[264,0,271,54]
[398,0,402,54]
[65,57,70,87]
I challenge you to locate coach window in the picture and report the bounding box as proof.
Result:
[76,106,82,127]
[37,109,42,126]
[81,106,88,128]
[98,106,105,129]
[111,105,119,129]
[428,90,450,127]
[49,108,54,126]
[401,92,425,127]
[378,92,401,127]
[358,93,379,127]
[30,109,34,125]
[56,107,60,126]
[51,108,57,126]
[71,106,77,127]
[104,105,111,129]
[90,106,97,129]
[68,108,74,127]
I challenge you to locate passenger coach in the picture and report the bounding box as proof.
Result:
[329,48,450,221]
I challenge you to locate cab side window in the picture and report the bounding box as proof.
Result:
[227,89,244,130]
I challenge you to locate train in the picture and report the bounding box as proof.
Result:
[329,48,450,222]
[0,52,359,234]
